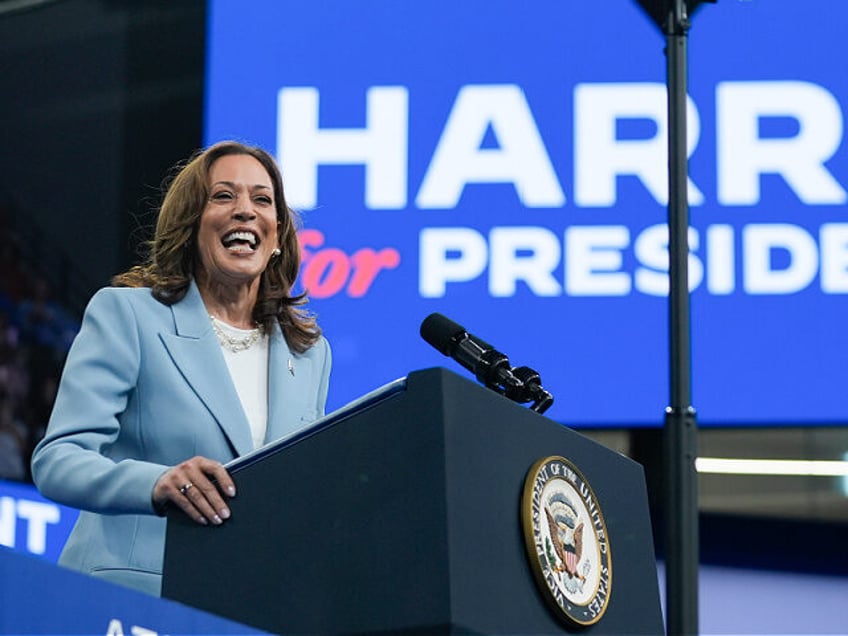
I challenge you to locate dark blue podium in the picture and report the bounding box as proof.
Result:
[163,368,663,634]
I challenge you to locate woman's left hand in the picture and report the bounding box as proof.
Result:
[152,456,237,525]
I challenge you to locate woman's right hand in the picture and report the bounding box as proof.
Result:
[152,456,237,525]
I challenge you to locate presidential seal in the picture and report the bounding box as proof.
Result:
[521,456,612,628]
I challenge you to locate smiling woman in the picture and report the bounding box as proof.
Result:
[29,141,332,597]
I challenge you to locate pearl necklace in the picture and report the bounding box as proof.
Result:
[209,315,264,353]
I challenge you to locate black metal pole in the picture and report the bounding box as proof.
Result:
[663,1,699,634]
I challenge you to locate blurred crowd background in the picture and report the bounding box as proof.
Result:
[0,198,80,482]
[0,199,79,482]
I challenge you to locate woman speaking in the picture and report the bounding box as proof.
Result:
[32,141,331,596]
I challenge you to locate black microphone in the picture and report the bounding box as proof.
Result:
[420,312,519,392]
[419,313,554,413]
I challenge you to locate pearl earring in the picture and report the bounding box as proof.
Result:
[272,248,281,257]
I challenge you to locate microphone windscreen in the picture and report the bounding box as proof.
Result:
[420,313,466,355]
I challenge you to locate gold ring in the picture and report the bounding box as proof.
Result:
[179,482,194,495]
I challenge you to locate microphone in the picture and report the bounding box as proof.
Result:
[419,313,553,413]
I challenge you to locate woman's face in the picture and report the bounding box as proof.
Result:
[195,153,281,292]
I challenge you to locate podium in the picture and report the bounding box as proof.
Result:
[162,368,663,634]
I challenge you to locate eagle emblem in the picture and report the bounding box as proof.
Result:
[521,456,612,627]
[544,494,585,581]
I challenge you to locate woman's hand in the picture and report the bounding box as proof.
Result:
[152,456,237,525]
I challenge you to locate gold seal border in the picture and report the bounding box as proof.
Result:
[521,455,613,628]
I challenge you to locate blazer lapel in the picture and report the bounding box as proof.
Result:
[266,324,314,443]
[159,281,254,457]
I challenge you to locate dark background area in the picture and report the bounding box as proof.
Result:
[0,0,206,311]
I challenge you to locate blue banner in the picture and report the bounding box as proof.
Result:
[0,544,265,634]
[206,1,848,426]
[0,479,77,562]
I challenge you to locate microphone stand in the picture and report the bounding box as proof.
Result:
[467,336,554,414]
[507,366,554,414]
[663,4,701,634]
[636,1,713,633]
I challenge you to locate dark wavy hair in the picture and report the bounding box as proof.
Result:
[112,140,320,353]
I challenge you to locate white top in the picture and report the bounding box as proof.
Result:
[211,317,269,449]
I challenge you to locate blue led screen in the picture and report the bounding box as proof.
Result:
[206,1,848,426]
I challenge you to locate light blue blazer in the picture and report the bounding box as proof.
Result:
[31,281,331,596]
